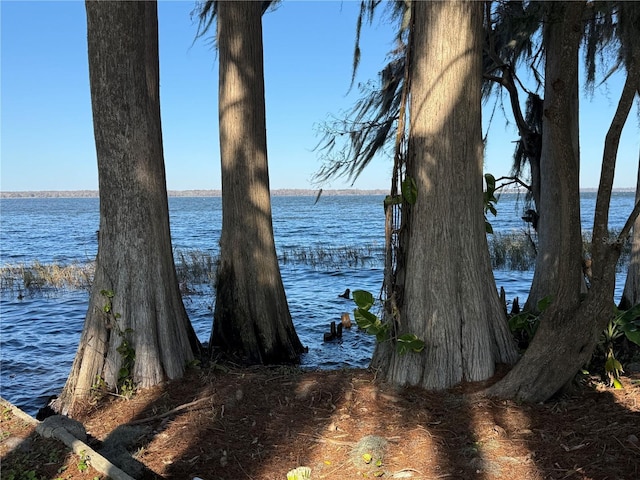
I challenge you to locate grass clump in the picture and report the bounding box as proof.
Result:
[174,249,217,288]
[488,229,631,271]
[0,260,94,293]
[279,243,384,269]
[489,232,537,270]
[0,234,631,296]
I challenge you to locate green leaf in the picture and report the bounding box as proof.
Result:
[352,290,374,310]
[484,173,496,192]
[411,340,425,353]
[384,195,402,207]
[375,326,389,343]
[615,303,640,323]
[397,334,425,353]
[485,221,494,234]
[401,176,418,204]
[622,328,640,346]
[616,304,640,346]
[362,453,372,464]
[354,308,378,330]
[484,174,498,206]
[613,358,623,372]
[605,355,623,373]
[508,312,530,331]
[536,295,553,312]
[613,378,624,389]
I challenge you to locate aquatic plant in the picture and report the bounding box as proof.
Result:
[278,243,384,269]
[488,233,537,270]
[0,234,630,295]
[174,249,218,287]
[0,260,94,292]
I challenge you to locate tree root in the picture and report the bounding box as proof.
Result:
[0,397,136,480]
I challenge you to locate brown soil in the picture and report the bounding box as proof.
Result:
[2,365,639,480]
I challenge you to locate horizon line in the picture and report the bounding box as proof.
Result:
[0,186,636,199]
[0,188,390,199]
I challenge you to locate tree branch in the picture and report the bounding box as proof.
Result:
[494,175,532,192]
[592,60,640,248]
[617,199,640,246]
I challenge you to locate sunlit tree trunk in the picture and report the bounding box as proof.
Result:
[486,3,640,402]
[56,1,200,415]
[371,0,518,390]
[523,2,585,314]
[211,1,304,363]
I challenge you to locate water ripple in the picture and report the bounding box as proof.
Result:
[0,193,633,415]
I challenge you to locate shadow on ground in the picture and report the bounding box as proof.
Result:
[2,366,639,480]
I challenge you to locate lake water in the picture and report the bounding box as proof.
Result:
[0,191,636,415]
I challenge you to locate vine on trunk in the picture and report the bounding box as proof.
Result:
[96,289,137,398]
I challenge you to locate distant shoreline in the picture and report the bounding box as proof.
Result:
[0,187,635,199]
[0,189,389,199]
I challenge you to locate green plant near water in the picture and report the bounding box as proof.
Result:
[116,329,136,398]
[597,303,640,389]
[90,374,108,401]
[484,173,498,234]
[174,249,217,286]
[489,233,537,270]
[0,260,94,293]
[1,235,631,295]
[279,244,383,269]
[509,296,640,389]
[100,289,136,398]
[352,290,425,355]
[508,295,553,350]
[383,175,418,209]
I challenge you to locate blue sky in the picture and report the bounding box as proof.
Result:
[1,1,638,192]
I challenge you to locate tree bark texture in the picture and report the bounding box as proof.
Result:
[211,1,304,364]
[371,0,518,390]
[58,1,200,415]
[601,19,640,311]
[616,2,640,308]
[619,153,640,310]
[620,156,640,310]
[485,2,640,402]
[524,2,585,313]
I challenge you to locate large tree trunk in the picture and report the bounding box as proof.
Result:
[57,1,200,416]
[371,0,518,389]
[211,1,304,364]
[620,155,640,310]
[485,23,640,402]
[524,2,585,313]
